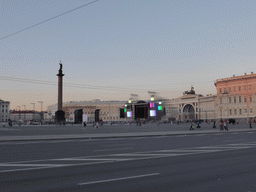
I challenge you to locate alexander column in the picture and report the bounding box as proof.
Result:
[55,61,65,124]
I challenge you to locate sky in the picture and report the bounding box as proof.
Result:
[1,0,256,111]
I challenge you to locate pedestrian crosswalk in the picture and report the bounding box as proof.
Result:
[2,141,256,173]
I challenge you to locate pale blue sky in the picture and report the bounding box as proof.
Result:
[1,0,256,110]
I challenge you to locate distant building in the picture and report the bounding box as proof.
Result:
[0,99,10,122]
[62,100,127,122]
[46,103,58,120]
[215,72,256,122]
[10,110,45,122]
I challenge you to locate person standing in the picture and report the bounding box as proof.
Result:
[249,118,252,129]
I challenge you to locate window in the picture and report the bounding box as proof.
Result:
[234,87,236,92]
[239,86,241,91]
[219,88,222,93]
[234,109,237,115]
[250,97,252,102]
[239,109,242,115]
[229,87,231,92]
[244,97,247,103]
[229,109,232,115]
[250,108,252,114]
[229,97,231,104]
[249,85,251,90]
[239,96,241,103]
[220,110,222,116]
[244,86,246,90]
[244,109,247,114]
[234,97,236,103]
[220,98,222,104]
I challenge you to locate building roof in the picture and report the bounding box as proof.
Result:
[215,72,256,85]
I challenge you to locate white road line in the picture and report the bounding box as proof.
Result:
[228,143,256,146]
[56,158,132,161]
[160,149,220,152]
[93,147,134,152]
[113,153,160,156]
[0,141,44,145]
[79,173,160,185]
[0,163,68,167]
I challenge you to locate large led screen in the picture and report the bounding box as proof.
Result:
[127,111,132,117]
[150,110,156,117]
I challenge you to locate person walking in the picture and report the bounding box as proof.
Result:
[190,121,195,130]
[224,119,228,131]
[219,120,223,130]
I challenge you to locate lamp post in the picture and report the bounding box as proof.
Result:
[17,106,21,120]
[38,101,43,122]
[22,105,26,121]
[38,101,43,112]
[31,103,35,121]
[197,97,201,128]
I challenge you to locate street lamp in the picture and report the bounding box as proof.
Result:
[31,103,35,121]
[38,101,43,112]
[38,101,43,122]
[22,105,26,121]
[17,106,21,120]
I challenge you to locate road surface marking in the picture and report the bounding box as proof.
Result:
[55,158,132,161]
[0,163,69,167]
[93,147,134,152]
[79,173,160,185]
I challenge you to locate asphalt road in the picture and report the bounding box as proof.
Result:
[1,131,256,191]
[0,122,253,136]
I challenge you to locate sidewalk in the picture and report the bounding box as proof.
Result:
[0,128,255,142]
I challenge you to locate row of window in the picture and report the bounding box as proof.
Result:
[220,96,253,104]
[102,116,119,120]
[219,85,251,93]
[69,111,116,115]
[220,108,253,116]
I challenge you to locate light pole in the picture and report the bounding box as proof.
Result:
[38,101,43,112]
[22,105,26,121]
[17,106,21,120]
[31,103,35,121]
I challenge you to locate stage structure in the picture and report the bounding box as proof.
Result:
[123,97,166,121]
